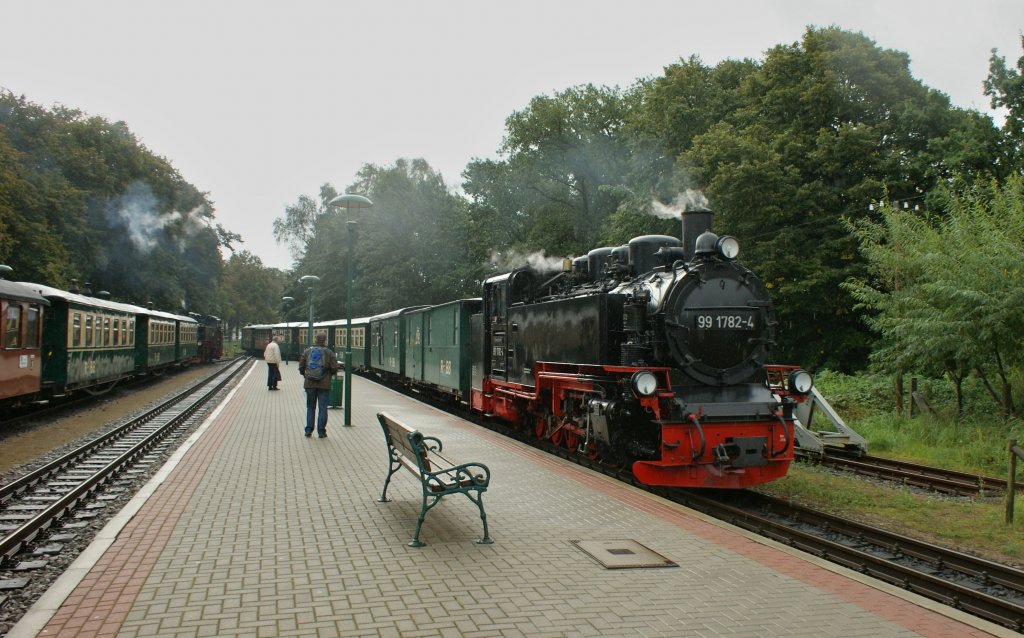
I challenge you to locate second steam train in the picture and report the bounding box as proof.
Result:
[245,210,812,489]
[0,279,223,413]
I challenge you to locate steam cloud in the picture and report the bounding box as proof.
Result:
[106,181,206,252]
[490,249,569,274]
[649,189,711,219]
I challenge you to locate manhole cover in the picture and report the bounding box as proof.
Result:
[571,539,677,569]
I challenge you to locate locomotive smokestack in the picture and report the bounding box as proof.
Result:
[681,209,713,262]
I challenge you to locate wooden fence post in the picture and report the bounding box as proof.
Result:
[1008,439,1019,525]
[909,377,917,418]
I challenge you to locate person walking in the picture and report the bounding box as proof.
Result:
[299,333,339,438]
[264,335,282,390]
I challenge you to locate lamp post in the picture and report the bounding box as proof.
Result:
[328,193,373,426]
[281,296,295,364]
[298,276,319,348]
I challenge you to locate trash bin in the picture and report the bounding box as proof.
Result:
[328,375,343,408]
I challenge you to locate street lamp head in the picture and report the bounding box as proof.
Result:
[328,194,373,211]
[281,296,295,303]
[298,275,320,286]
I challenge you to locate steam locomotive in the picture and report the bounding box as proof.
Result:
[473,210,811,488]
[246,209,812,489]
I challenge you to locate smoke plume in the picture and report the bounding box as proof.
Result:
[649,189,710,219]
[106,181,206,252]
[489,249,569,274]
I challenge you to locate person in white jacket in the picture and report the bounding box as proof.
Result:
[264,335,282,390]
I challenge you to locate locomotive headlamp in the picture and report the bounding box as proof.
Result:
[716,236,739,260]
[631,370,659,397]
[788,369,813,394]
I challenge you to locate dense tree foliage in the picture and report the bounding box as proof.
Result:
[278,160,483,322]
[463,84,643,258]
[661,28,1004,371]
[845,175,1024,417]
[220,251,289,335]
[985,35,1024,171]
[0,92,234,314]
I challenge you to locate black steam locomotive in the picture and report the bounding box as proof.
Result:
[472,210,811,488]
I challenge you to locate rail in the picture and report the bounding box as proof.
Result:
[0,357,249,561]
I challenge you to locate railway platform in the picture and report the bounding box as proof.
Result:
[7,360,1014,637]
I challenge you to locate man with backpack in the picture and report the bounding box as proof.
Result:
[298,333,340,438]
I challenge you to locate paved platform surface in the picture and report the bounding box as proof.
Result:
[8,360,1015,637]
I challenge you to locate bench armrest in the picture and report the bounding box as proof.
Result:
[421,435,443,453]
[427,462,491,489]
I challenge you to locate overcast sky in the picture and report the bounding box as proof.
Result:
[2,1,1021,271]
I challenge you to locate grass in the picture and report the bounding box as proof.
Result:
[752,370,1024,566]
[757,464,1024,564]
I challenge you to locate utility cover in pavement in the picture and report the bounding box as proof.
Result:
[571,539,677,569]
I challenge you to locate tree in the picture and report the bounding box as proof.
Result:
[0,91,226,313]
[668,27,1002,371]
[464,84,640,257]
[286,160,480,321]
[985,35,1024,171]
[844,175,1024,417]
[220,251,288,335]
[272,183,339,265]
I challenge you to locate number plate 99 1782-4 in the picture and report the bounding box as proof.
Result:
[695,314,756,330]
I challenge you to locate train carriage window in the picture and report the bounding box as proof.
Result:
[73,313,82,347]
[113,317,120,345]
[129,319,135,346]
[26,305,40,348]
[85,315,94,347]
[339,328,347,349]
[5,304,21,348]
[427,317,433,346]
[354,327,364,349]
[104,317,111,346]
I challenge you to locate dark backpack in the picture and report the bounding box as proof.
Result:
[304,346,327,380]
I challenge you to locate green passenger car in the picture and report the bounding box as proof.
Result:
[277,323,303,361]
[369,307,426,377]
[178,315,199,362]
[320,317,370,371]
[406,299,482,399]
[139,311,193,371]
[32,283,139,393]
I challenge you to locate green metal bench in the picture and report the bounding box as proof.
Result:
[377,412,493,547]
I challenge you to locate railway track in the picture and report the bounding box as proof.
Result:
[0,357,249,574]
[796,449,1021,496]
[671,489,1024,632]
[469,410,1024,632]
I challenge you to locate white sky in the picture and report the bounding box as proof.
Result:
[2,1,1021,271]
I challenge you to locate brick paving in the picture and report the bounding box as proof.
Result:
[7,360,1016,637]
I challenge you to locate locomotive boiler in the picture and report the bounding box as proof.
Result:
[471,210,812,488]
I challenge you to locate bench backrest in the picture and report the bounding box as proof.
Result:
[378,412,432,473]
